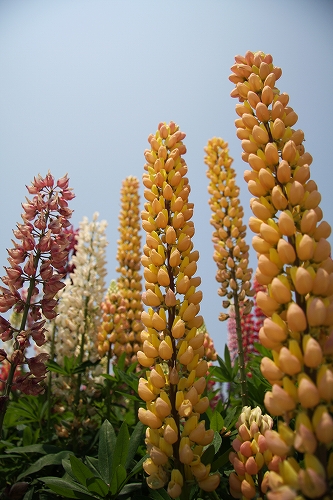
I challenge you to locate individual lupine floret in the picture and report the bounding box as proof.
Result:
[138,121,220,497]
[204,137,254,406]
[229,406,280,499]
[230,50,333,498]
[0,172,74,433]
[115,176,143,364]
[52,213,108,404]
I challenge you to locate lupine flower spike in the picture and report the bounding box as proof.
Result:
[231,50,333,498]
[204,137,254,406]
[114,176,143,364]
[0,172,74,435]
[138,121,220,497]
[53,213,107,410]
[229,406,278,499]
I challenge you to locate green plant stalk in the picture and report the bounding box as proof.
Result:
[231,268,248,407]
[72,294,89,452]
[46,321,57,441]
[105,342,112,422]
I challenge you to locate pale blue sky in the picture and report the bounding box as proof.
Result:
[1,0,332,356]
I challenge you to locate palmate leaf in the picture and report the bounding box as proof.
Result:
[201,444,215,466]
[69,455,95,485]
[126,454,148,481]
[109,464,127,496]
[17,450,73,480]
[117,482,142,498]
[125,421,145,470]
[40,477,98,499]
[98,419,116,484]
[5,443,60,455]
[86,477,109,496]
[210,412,224,433]
[212,431,222,453]
[112,421,130,471]
[85,456,104,479]
[148,488,172,500]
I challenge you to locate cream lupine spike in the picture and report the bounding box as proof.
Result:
[229,406,278,499]
[204,138,253,406]
[138,121,220,497]
[230,50,333,499]
[53,213,108,399]
[115,176,143,363]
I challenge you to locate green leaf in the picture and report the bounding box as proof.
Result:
[23,487,34,500]
[126,454,147,480]
[224,345,232,372]
[62,459,79,481]
[223,405,241,431]
[201,444,215,466]
[115,391,141,401]
[148,488,172,500]
[5,443,60,455]
[17,450,73,480]
[125,421,145,470]
[46,359,68,375]
[86,477,109,496]
[212,431,222,454]
[210,412,224,432]
[40,477,96,499]
[70,455,95,486]
[73,359,100,375]
[117,482,142,498]
[109,464,127,496]
[85,456,103,479]
[113,421,129,470]
[211,447,232,472]
[98,419,116,484]
[23,425,33,446]
[116,352,126,371]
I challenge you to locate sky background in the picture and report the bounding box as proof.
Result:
[1,0,333,357]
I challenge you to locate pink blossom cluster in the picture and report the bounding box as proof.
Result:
[0,172,74,398]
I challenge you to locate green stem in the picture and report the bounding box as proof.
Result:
[105,344,112,422]
[46,321,57,441]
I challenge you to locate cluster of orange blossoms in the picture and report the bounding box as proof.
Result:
[137,121,220,497]
[97,282,129,362]
[231,50,333,498]
[114,176,143,363]
[229,406,279,498]
[204,137,253,322]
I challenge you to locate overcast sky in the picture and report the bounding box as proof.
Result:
[1,0,332,356]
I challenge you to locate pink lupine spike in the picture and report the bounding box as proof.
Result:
[0,172,74,434]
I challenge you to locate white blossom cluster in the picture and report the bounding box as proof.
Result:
[53,213,108,396]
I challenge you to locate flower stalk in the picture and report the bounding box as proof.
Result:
[204,137,254,406]
[138,121,220,497]
[230,50,333,498]
[0,172,74,435]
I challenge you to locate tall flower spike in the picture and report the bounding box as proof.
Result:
[138,121,220,497]
[204,137,254,405]
[52,213,108,410]
[231,50,333,499]
[0,172,74,434]
[229,406,277,499]
[114,176,143,364]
